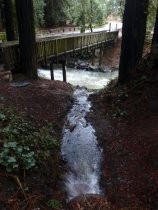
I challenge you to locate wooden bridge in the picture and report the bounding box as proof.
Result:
[0,31,118,69]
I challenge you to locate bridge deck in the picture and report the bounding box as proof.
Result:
[0,31,118,68]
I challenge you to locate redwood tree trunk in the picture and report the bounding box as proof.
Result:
[0,2,3,30]
[151,7,158,58]
[3,0,15,41]
[15,0,37,79]
[119,0,149,84]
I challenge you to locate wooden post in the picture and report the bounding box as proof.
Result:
[55,39,58,64]
[81,36,83,54]
[44,41,47,67]
[73,37,75,58]
[91,49,95,66]
[62,60,66,82]
[87,45,89,53]
[99,47,103,66]
[50,62,54,80]
[103,42,106,55]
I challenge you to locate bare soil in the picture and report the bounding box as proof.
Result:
[0,78,73,209]
[88,56,158,209]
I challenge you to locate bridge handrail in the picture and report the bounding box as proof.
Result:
[0,31,118,68]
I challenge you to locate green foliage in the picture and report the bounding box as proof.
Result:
[44,0,69,27]
[33,0,45,27]
[0,141,36,172]
[66,0,104,31]
[103,0,125,19]
[3,0,126,30]
[86,0,104,28]
[147,0,158,30]
[0,108,59,172]
[47,199,62,209]
[0,32,6,41]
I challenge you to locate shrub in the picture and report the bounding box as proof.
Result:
[0,108,59,172]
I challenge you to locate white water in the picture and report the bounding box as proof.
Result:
[38,68,118,90]
[39,67,118,200]
[61,88,102,200]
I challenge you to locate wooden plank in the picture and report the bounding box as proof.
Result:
[0,31,119,68]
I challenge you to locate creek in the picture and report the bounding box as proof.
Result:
[39,68,118,200]
[38,68,118,90]
[61,88,102,200]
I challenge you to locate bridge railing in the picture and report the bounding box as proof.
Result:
[0,31,118,68]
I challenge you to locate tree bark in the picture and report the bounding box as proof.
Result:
[0,1,5,30]
[80,0,86,33]
[89,0,93,32]
[3,0,15,41]
[119,0,149,84]
[151,7,158,58]
[15,0,37,79]
[0,2,3,30]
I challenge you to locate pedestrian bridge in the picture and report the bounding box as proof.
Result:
[0,30,118,69]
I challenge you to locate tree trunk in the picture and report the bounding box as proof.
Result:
[80,0,86,33]
[15,0,37,79]
[3,0,15,41]
[0,2,3,30]
[80,13,86,33]
[89,0,93,32]
[44,0,54,27]
[0,1,5,30]
[151,6,158,59]
[119,0,149,84]
[89,23,93,33]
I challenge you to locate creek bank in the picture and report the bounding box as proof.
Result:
[67,59,118,73]
[0,78,74,210]
[66,194,113,210]
[66,39,121,73]
[87,61,158,209]
[75,60,117,73]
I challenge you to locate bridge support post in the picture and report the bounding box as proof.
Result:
[99,47,103,66]
[62,60,66,82]
[91,49,95,66]
[50,62,54,80]
[44,41,47,67]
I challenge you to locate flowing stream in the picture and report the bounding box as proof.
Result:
[39,67,118,200]
[61,88,102,200]
[38,68,118,90]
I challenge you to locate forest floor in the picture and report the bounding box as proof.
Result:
[0,79,74,209]
[0,39,158,210]
[88,57,158,210]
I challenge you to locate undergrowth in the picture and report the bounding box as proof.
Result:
[0,107,59,173]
